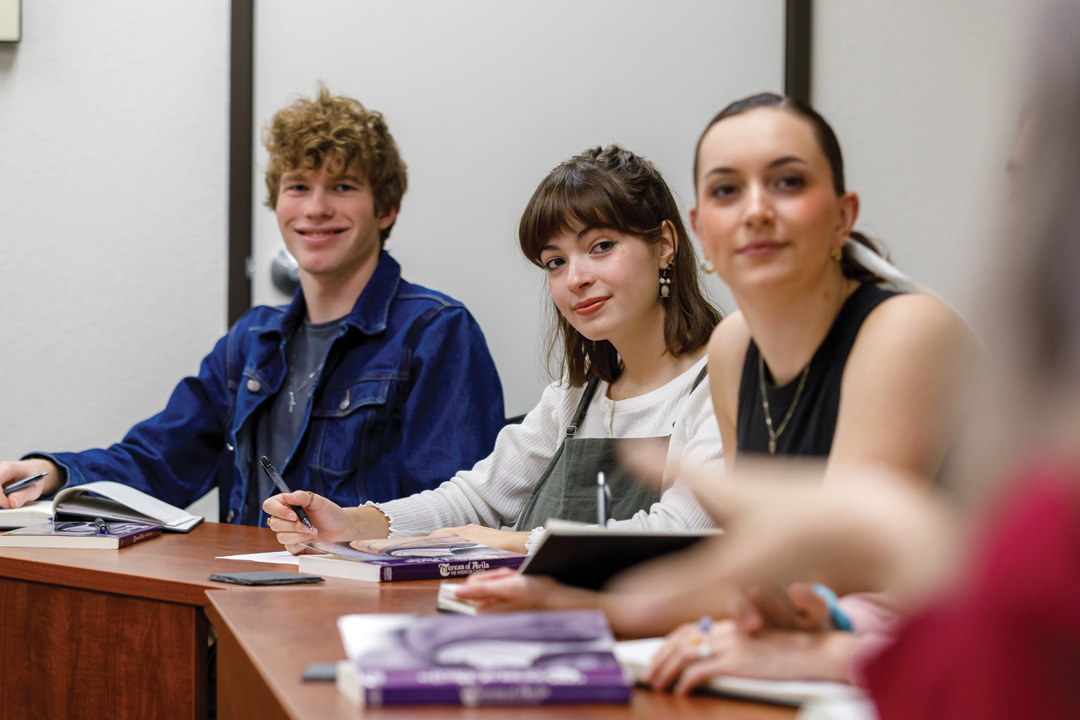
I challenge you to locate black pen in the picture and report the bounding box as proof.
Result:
[3,472,47,495]
[259,456,314,530]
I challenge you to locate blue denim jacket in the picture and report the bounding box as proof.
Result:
[39,252,505,525]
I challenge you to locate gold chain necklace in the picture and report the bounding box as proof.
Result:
[758,354,811,454]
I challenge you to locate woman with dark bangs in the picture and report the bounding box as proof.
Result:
[264,145,724,554]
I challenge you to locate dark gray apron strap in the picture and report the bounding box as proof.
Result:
[691,364,708,392]
[565,377,601,439]
[513,379,601,530]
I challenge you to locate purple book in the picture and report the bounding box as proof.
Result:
[298,537,526,582]
[336,610,632,706]
[0,520,163,549]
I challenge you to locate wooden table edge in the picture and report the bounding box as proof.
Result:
[207,589,313,720]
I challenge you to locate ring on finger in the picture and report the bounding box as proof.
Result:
[698,642,711,660]
[689,615,713,649]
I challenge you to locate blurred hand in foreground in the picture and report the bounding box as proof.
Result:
[602,444,956,636]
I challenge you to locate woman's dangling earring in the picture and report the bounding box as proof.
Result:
[659,263,672,300]
[699,257,714,273]
[830,245,843,262]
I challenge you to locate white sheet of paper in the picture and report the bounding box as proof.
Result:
[217,551,300,566]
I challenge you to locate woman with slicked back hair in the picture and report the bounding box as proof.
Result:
[265,145,725,556]
[692,91,971,478]
[611,92,976,692]
[581,9,1080,708]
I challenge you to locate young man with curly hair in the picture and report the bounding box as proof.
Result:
[0,88,505,526]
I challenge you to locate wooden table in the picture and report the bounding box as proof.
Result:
[0,521,334,720]
[207,584,798,720]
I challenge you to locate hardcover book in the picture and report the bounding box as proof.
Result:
[0,519,163,549]
[297,536,526,583]
[519,519,719,590]
[336,610,632,707]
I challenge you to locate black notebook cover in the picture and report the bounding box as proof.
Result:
[518,527,714,590]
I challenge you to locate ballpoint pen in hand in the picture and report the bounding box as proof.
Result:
[3,472,48,495]
[259,456,314,530]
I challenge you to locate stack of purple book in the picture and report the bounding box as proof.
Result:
[336,610,632,707]
[299,537,527,582]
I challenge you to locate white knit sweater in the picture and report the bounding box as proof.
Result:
[375,356,724,550]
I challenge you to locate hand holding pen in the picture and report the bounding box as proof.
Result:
[0,459,58,509]
[3,472,47,496]
[261,465,392,555]
[259,456,314,531]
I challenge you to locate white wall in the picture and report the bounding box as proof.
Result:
[0,1,1030,523]
[812,0,1029,323]
[251,0,787,417]
[0,1,229,517]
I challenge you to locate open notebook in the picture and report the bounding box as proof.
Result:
[0,481,202,533]
[614,637,863,707]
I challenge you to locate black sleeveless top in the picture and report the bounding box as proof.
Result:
[736,284,899,457]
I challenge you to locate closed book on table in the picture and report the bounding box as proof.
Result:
[519,519,718,590]
[336,610,632,707]
[298,537,526,582]
[0,520,163,549]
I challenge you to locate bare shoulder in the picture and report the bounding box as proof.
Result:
[834,292,975,477]
[707,312,752,426]
[707,311,752,382]
[847,292,975,390]
[856,293,971,357]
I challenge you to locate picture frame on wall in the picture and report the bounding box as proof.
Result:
[0,0,21,43]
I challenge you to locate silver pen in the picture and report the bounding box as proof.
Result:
[596,471,612,526]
